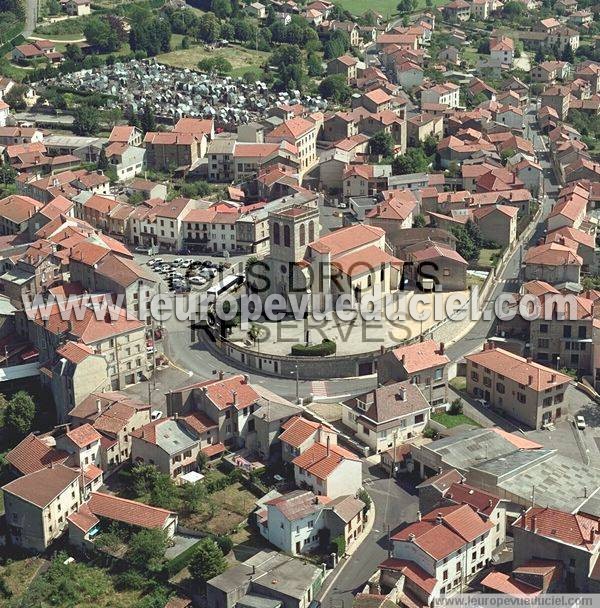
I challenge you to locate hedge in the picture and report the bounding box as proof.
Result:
[291,339,336,357]
[331,534,346,557]
[163,539,203,576]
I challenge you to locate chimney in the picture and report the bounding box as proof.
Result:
[532,515,538,534]
[242,374,249,384]
[435,512,443,525]
[528,374,534,385]
[96,399,101,414]
[439,342,445,355]
[526,357,533,363]
[551,373,556,382]
[232,391,237,406]
[408,533,416,541]
[326,435,331,457]
[416,510,422,521]
[218,370,224,380]
[401,354,406,366]
[488,499,493,507]
[399,386,407,401]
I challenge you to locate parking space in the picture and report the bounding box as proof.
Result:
[133,251,249,295]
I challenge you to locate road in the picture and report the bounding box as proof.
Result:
[318,105,560,608]
[23,0,37,36]
[318,461,419,608]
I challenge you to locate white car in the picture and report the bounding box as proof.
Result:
[190,276,207,285]
[172,258,183,266]
[153,258,164,265]
[180,260,192,269]
[201,268,217,279]
[147,259,157,267]
[151,410,163,421]
[158,265,172,274]
[576,415,586,430]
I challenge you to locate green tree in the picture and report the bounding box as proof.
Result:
[197,12,221,43]
[307,52,324,77]
[97,147,109,171]
[392,148,430,175]
[502,0,524,16]
[397,0,417,14]
[318,74,351,104]
[215,535,233,555]
[4,391,35,437]
[131,463,161,495]
[369,130,395,157]
[149,472,180,510]
[189,538,227,584]
[196,449,209,471]
[212,0,232,18]
[181,480,207,515]
[561,44,574,63]
[357,488,371,513]
[323,30,349,59]
[84,16,122,53]
[4,85,27,111]
[413,213,427,228]
[141,103,156,133]
[198,55,232,74]
[0,165,17,186]
[422,135,439,156]
[73,104,100,136]
[451,220,481,263]
[534,48,545,63]
[127,528,168,572]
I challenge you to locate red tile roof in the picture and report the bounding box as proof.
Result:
[279,416,322,448]
[66,423,102,449]
[292,441,359,480]
[480,571,541,597]
[67,502,100,532]
[309,224,384,256]
[445,482,500,516]
[87,492,175,529]
[513,507,600,551]
[5,434,69,476]
[193,374,260,411]
[466,345,572,392]
[379,558,437,594]
[56,341,95,364]
[390,340,449,373]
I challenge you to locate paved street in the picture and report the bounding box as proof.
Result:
[318,460,419,608]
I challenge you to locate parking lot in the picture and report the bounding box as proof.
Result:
[133,251,250,294]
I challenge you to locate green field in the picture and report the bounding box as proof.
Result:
[431,412,480,428]
[333,0,448,16]
[157,42,268,78]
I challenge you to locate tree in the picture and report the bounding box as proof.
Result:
[451,220,481,263]
[196,449,209,471]
[502,0,524,16]
[4,391,35,437]
[448,398,463,415]
[141,103,156,133]
[97,147,109,171]
[4,85,27,111]
[422,134,439,157]
[392,148,430,175]
[84,16,122,53]
[211,0,232,18]
[181,479,207,515]
[413,214,426,228]
[149,472,180,510]
[73,104,99,136]
[215,535,233,555]
[534,48,545,63]
[189,539,227,584]
[357,488,371,513]
[197,12,220,43]
[318,75,351,104]
[0,165,17,186]
[561,44,574,63]
[369,130,395,157]
[307,52,324,77]
[198,56,232,74]
[127,529,168,572]
[131,463,161,496]
[130,17,171,56]
[397,0,416,14]
[323,30,349,59]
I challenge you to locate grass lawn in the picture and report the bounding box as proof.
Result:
[333,0,448,15]
[478,247,502,269]
[0,556,46,603]
[431,412,480,428]
[157,43,268,76]
[449,376,466,391]
[180,482,256,536]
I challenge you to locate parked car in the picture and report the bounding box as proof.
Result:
[190,276,207,285]
[576,415,586,430]
[151,410,163,421]
[201,268,217,278]
[153,258,164,265]
[180,260,192,269]
[172,258,184,266]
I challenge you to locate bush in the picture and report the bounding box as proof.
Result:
[291,339,336,357]
[423,427,438,439]
[331,534,346,557]
[357,488,371,514]
[215,535,234,555]
[448,398,463,416]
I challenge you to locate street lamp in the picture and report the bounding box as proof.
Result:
[291,364,299,404]
[556,355,560,371]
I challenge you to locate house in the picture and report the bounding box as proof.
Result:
[3,464,83,551]
[490,36,515,67]
[104,143,145,180]
[292,438,362,499]
[144,132,201,172]
[245,1,266,18]
[65,0,91,16]
[68,492,177,551]
[378,340,450,407]
[541,85,571,120]
[327,55,359,82]
[394,61,424,89]
[341,381,431,454]
[12,40,62,63]
[531,61,571,84]
[523,242,582,285]
[364,194,416,239]
[472,204,518,247]
[266,117,317,175]
[279,415,338,463]
[69,391,151,470]
[513,507,600,592]
[421,82,460,108]
[545,226,596,273]
[258,490,364,555]
[404,242,468,291]
[444,0,471,22]
[130,415,218,479]
[465,342,571,429]
[206,550,325,608]
[383,504,494,598]
[0,195,43,235]
[407,114,443,147]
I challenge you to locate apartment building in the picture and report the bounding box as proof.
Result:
[266,117,318,175]
[421,82,460,108]
[3,465,83,551]
[465,343,571,429]
[144,132,201,171]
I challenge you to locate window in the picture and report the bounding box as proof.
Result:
[443,570,448,581]
[538,338,549,348]
[496,383,505,394]
[415,413,424,424]
[540,324,548,333]
[483,376,491,388]
[299,224,306,246]
[283,225,291,247]
[471,371,479,382]
[563,325,572,338]
[273,223,280,245]
[517,392,526,404]
[578,326,587,339]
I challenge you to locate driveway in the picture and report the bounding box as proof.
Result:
[318,460,418,607]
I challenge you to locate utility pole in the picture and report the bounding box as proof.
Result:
[295,364,299,403]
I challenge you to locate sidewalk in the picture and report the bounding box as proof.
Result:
[318,493,376,600]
